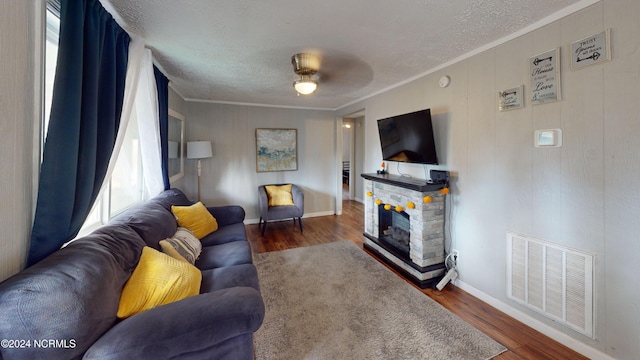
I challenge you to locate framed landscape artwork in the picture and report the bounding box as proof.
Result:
[256,128,298,172]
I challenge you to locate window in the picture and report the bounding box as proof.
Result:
[109,110,144,217]
[44,2,60,143]
[44,2,145,236]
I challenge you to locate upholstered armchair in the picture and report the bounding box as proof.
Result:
[258,184,304,236]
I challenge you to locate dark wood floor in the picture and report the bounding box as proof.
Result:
[247,198,588,360]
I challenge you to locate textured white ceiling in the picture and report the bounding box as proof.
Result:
[103,0,587,109]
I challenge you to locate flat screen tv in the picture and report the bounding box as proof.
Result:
[377,109,438,165]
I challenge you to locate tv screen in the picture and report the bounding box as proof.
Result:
[377,109,438,165]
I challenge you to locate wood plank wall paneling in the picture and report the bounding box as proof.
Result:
[0,1,38,281]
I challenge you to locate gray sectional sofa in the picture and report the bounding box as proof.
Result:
[0,188,264,360]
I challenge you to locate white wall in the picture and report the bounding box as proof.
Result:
[338,1,640,358]
[342,124,351,162]
[0,1,40,282]
[183,102,337,221]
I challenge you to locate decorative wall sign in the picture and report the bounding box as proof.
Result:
[498,85,524,111]
[256,128,298,172]
[530,48,561,105]
[570,29,611,70]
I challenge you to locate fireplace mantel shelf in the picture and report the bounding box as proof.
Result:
[361,173,445,192]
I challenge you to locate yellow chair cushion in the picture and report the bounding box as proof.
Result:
[171,202,218,239]
[265,184,294,206]
[117,246,202,319]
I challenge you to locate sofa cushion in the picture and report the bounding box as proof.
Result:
[110,204,178,249]
[263,204,302,221]
[118,247,202,319]
[104,189,190,250]
[206,205,245,227]
[200,264,261,293]
[196,241,253,270]
[160,227,202,264]
[200,222,248,246]
[171,202,218,239]
[0,226,144,359]
[146,188,192,210]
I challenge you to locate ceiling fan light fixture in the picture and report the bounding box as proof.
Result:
[293,75,318,95]
[291,53,320,95]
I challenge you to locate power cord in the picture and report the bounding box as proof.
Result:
[397,162,412,178]
[444,250,457,271]
[437,179,458,291]
[444,181,453,255]
[437,250,458,291]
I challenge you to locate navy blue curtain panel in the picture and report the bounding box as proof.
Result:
[28,0,130,266]
[154,66,170,190]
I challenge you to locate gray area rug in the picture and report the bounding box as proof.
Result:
[253,241,507,360]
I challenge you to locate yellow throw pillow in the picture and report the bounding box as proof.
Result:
[265,184,294,206]
[117,247,202,319]
[171,202,218,239]
[160,227,202,264]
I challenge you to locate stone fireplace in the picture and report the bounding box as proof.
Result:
[362,173,446,288]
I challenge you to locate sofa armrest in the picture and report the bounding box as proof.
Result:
[207,205,245,226]
[84,287,264,359]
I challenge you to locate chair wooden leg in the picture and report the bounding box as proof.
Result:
[261,220,267,236]
[298,217,303,232]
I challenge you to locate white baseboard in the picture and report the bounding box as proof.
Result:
[453,280,614,360]
[245,211,335,225]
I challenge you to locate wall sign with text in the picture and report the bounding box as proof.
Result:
[570,29,611,70]
[530,48,561,105]
[498,85,524,111]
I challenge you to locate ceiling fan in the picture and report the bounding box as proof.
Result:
[291,53,320,95]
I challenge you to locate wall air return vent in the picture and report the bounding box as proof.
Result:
[507,232,595,338]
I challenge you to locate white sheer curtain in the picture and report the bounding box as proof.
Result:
[97,35,145,202]
[135,49,164,199]
[95,36,164,211]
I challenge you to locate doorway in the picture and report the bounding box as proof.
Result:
[337,110,364,214]
[342,120,354,200]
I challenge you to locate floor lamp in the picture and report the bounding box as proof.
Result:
[187,141,212,202]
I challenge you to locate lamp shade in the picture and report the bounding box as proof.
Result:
[187,141,212,159]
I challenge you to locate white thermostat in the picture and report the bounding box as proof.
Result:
[534,129,562,148]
